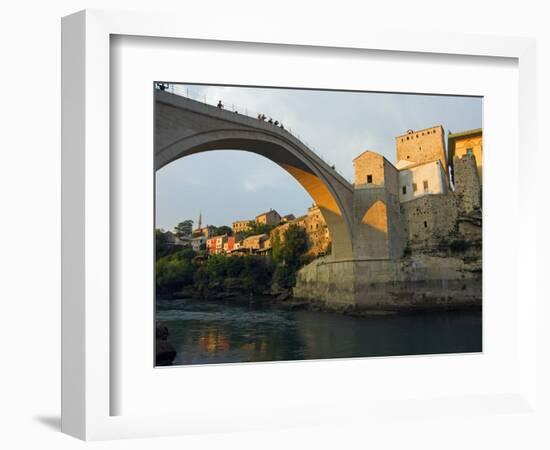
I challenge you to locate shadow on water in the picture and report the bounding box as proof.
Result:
[156,298,482,366]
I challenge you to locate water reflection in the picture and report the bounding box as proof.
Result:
[156,298,482,366]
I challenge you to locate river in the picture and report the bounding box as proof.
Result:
[156,298,482,366]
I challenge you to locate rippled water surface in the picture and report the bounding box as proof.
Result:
[156,298,482,366]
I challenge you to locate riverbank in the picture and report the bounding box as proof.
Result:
[157,285,481,318]
[157,253,482,316]
[294,254,482,313]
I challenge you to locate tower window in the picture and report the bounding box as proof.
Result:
[366,174,373,183]
[424,221,428,228]
[413,183,417,193]
[423,180,429,191]
[402,186,407,195]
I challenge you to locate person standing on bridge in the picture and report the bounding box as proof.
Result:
[217,100,224,109]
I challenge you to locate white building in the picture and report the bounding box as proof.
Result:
[396,159,448,203]
[190,235,206,252]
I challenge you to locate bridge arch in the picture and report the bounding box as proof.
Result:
[155,91,354,259]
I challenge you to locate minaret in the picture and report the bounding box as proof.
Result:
[197,211,202,230]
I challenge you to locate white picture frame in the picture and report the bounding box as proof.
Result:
[61,9,538,441]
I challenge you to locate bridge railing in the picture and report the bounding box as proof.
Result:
[155,83,349,181]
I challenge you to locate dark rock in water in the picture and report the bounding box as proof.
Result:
[276,289,290,301]
[280,300,308,310]
[156,321,170,340]
[155,321,176,365]
[156,340,176,366]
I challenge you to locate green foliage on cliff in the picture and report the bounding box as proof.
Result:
[213,225,233,236]
[155,248,197,293]
[241,221,277,238]
[271,225,309,288]
[156,242,274,297]
[155,229,184,259]
[194,254,273,294]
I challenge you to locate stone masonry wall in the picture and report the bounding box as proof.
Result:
[453,153,481,213]
[295,255,481,311]
[353,151,386,186]
[401,194,458,245]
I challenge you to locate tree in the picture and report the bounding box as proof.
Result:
[214,225,233,236]
[272,225,308,267]
[271,225,309,288]
[174,220,194,239]
[155,248,197,294]
[241,221,277,238]
[156,229,169,259]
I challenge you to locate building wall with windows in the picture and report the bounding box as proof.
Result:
[223,236,236,253]
[398,160,448,203]
[353,150,386,186]
[193,225,217,238]
[191,235,206,252]
[395,125,448,176]
[255,209,281,226]
[206,234,227,255]
[242,233,269,251]
[232,220,251,234]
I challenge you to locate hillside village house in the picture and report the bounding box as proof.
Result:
[232,209,282,235]
[242,233,270,252]
[206,234,228,255]
[255,209,281,226]
[270,204,330,257]
[223,236,236,253]
[191,235,206,252]
[231,220,251,235]
[163,230,190,248]
[193,224,217,238]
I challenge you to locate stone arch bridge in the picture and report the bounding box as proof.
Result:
[155,89,354,259]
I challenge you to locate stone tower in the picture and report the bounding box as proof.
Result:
[352,151,405,260]
[395,125,448,183]
[453,153,481,213]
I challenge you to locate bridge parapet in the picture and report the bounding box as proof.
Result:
[155,90,353,193]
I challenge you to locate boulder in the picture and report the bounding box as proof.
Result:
[156,340,176,366]
[155,321,177,365]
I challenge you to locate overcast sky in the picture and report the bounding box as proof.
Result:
[155,84,482,231]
